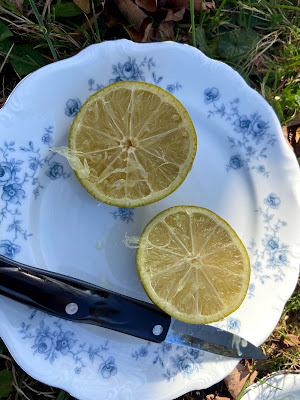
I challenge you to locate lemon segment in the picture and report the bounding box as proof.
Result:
[67,81,197,207]
[136,206,250,324]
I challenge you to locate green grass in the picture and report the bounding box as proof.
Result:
[0,0,299,398]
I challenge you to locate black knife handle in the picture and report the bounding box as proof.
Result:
[0,255,171,343]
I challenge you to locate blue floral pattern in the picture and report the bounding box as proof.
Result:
[86,57,182,96]
[249,193,289,285]
[112,207,134,223]
[65,98,82,117]
[132,342,203,381]
[0,128,71,258]
[19,315,118,377]
[204,88,276,176]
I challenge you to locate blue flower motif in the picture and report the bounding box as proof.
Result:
[0,240,21,259]
[46,162,64,180]
[227,318,241,334]
[252,261,262,273]
[173,355,196,375]
[257,165,266,174]
[229,154,243,170]
[166,84,176,93]
[2,183,25,204]
[29,161,39,170]
[110,59,144,83]
[270,250,287,267]
[0,162,14,186]
[234,115,251,133]
[250,118,268,143]
[55,331,76,355]
[34,335,54,355]
[65,98,82,117]
[161,343,172,353]
[188,348,202,360]
[42,133,53,145]
[138,346,148,357]
[204,88,220,104]
[245,146,256,156]
[264,193,281,209]
[263,235,279,251]
[112,207,135,223]
[99,357,118,379]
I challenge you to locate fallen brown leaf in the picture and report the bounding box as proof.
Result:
[10,0,24,13]
[135,0,157,12]
[73,0,90,13]
[225,362,257,399]
[252,55,265,70]
[206,395,231,400]
[195,0,215,11]
[150,20,175,41]
[283,334,299,348]
[104,0,153,42]
[164,7,186,21]
[283,115,300,156]
[282,126,294,151]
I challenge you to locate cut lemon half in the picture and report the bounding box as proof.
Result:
[136,206,250,324]
[65,81,197,207]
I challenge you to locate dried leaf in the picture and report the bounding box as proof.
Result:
[164,7,185,22]
[150,20,175,41]
[135,0,157,12]
[282,126,294,151]
[73,0,90,13]
[114,0,151,31]
[285,115,300,156]
[206,395,231,400]
[194,0,215,12]
[252,55,265,70]
[107,0,153,42]
[225,363,257,399]
[10,0,24,13]
[283,334,299,347]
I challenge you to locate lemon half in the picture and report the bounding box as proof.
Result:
[137,206,250,324]
[68,81,197,207]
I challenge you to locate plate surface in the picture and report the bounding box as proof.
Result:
[241,371,300,399]
[0,39,299,400]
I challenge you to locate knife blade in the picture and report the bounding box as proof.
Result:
[0,255,266,359]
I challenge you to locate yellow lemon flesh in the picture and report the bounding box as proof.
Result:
[137,206,250,324]
[66,81,197,207]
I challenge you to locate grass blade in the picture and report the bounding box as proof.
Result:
[28,0,58,62]
[91,0,101,43]
[190,0,196,47]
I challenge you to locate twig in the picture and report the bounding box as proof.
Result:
[0,42,14,75]
[42,0,53,20]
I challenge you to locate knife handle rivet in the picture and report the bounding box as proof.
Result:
[152,325,163,336]
[65,302,79,315]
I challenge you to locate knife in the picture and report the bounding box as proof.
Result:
[0,255,266,360]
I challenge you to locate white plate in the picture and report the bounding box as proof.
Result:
[0,39,299,400]
[241,371,300,399]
